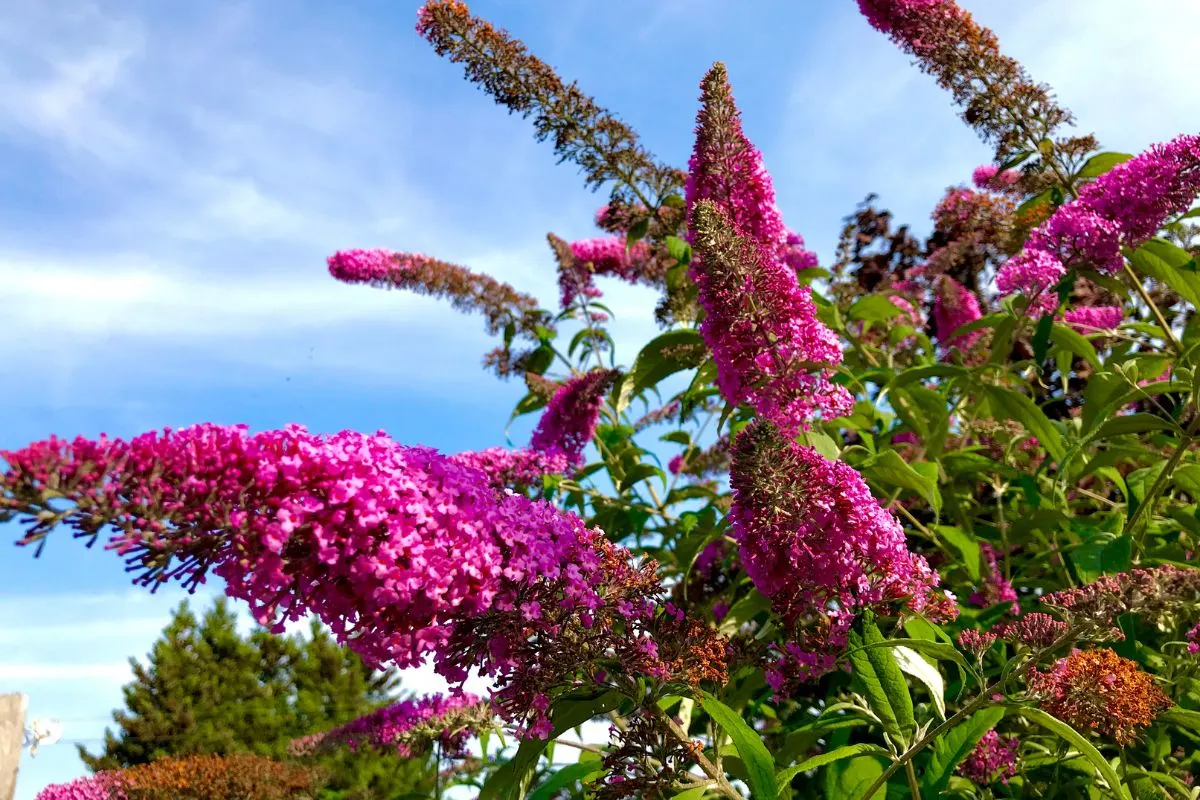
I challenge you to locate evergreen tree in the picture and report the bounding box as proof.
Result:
[81,598,433,799]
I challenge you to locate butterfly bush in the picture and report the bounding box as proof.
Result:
[933,275,983,351]
[958,730,1020,785]
[558,237,654,307]
[729,421,948,685]
[288,693,490,758]
[14,0,1200,796]
[685,63,851,434]
[529,369,620,466]
[998,134,1200,312]
[1028,649,1172,746]
[35,773,127,800]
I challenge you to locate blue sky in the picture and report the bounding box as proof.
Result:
[2,0,1199,795]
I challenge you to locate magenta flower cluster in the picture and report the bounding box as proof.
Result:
[34,773,126,800]
[1062,305,1123,333]
[968,542,1019,614]
[972,163,1020,190]
[530,369,618,467]
[857,0,946,36]
[686,65,851,433]
[730,424,945,685]
[561,237,653,307]
[448,447,570,491]
[958,729,1020,785]
[933,276,983,351]
[998,134,1200,312]
[289,693,485,758]
[0,424,644,737]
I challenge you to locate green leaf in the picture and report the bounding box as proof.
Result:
[1094,413,1179,440]
[847,615,916,745]
[922,708,1005,796]
[981,385,1064,463]
[948,312,1008,342]
[797,428,840,461]
[1020,707,1132,799]
[1174,465,1200,498]
[889,364,967,389]
[937,525,981,580]
[860,450,941,514]
[1050,323,1100,368]
[698,692,777,800]
[670,788,711,800]
[842,637,970,675]
[718,592,770,636]
[1070,531,1134,583]
[893,645,945,719]
[825,756,886,800]
[1077,151,1134,179]
[1159,706,1200,734]
[1032,313,1055,363]
[1128,238,1200,310]
[528,762,604,800]
[629,329,707,397]
[666,235,693,267]
[1016,188,1054,219]
[775,744,889,792]
[618,463,666,493]
[626,218,650,245]
[849,295,904,323]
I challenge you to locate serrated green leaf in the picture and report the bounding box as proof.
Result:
[1020,707,1132,799]
[699,692,777,800]
[922,707,1006,796]
[847,616,915,745]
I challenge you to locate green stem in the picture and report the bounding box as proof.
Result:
[1123,261,1181,354]
[905,760,923,800]
[1128,408,1200,553]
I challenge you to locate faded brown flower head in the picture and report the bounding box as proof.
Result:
[867,0,1097,164]
[1028,649,1172,746]
[417,1,682,209]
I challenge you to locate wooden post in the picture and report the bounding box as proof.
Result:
[0,693,27,800]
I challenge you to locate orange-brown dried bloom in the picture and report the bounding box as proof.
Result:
[119,754,323,800]
[1027,649,1172,746]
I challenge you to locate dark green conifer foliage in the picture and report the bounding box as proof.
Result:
[80,598,434,799]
